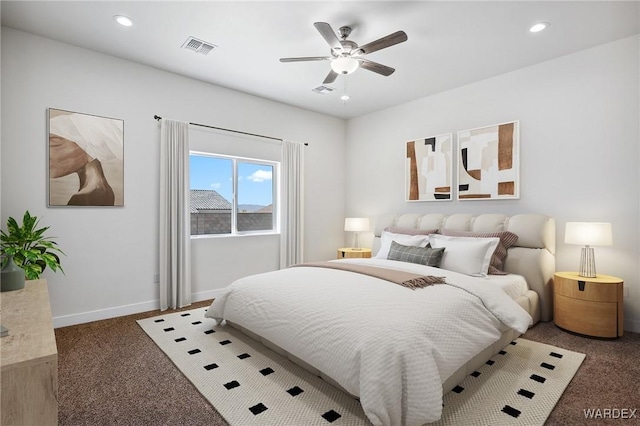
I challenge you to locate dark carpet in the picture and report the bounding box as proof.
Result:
[55,303,639,425]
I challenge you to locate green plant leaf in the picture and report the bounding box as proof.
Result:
[1,211,65,278]
[2,247,18,256]
[23,262,42,280]
[23,249,41,262]
[6,217,20,236]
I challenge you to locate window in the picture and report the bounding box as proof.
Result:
[189,152,278,236]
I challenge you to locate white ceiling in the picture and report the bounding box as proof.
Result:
[2,1,638,119]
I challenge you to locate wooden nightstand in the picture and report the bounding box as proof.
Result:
[554,271,624,338]
[337,248,372,259]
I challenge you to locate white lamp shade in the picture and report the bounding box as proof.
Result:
[331,56,359,75]
[344,217,370,232]
[565,222,613,246]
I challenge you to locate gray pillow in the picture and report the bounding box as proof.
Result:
[387,241,445,267]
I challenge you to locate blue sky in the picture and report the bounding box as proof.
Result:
[190,155,273,206]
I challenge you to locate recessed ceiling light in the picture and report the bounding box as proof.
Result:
[341,94,350,101]
[529,22,549,33]
[114,15,133,27]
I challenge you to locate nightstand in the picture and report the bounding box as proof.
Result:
[337,248,372,259]
[554,271,624,338]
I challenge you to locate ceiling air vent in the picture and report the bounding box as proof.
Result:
[182,36,217,55]
[312,85,335,94]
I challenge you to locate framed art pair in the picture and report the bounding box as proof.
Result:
[405,121,519,202]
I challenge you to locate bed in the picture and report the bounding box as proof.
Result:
[205,213,555,425]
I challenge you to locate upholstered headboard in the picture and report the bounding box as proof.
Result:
[373,213,556,322]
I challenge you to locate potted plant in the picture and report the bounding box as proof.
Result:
[1,211,65,287]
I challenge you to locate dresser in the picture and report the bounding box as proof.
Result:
[1,280,58,425]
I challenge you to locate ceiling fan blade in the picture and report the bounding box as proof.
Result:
[356,31,408,55]
[314,22,342,52]
[280,56,331,62]
[323,70,339,84]
[358,59,395,76]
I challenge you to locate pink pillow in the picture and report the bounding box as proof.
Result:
[439,229,518,275]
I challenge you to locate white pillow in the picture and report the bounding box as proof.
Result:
[375,231,429,259]
[427,234,500,276]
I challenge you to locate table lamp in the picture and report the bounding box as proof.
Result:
[565,222,612,278]
[344,218,370,250]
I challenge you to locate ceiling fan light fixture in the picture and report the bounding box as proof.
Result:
[331,56,359,75]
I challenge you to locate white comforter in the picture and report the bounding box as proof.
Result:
[205,258,532,426]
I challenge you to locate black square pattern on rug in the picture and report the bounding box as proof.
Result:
[142,310,585,426]
[510,341,517,345]
[139,308,375,425]
[287,386,304,396]
[249,403,268,415]
[322,410,342,423]
[260,367,275,376]
[432,339,584,425]
[518,389,535,399]
[530,374,546,383]
[501,405,521,418]
[224,381,240,390]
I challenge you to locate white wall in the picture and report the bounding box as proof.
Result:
[3,27,638,333]
[1,28,347,327]
[345,35,640,333]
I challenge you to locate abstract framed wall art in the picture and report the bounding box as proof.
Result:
[48,108,124,206]
[406,133,453,201]
[457,121,519,200]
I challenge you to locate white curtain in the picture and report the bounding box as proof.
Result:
[280,140,304,268]
[159,119,191,310]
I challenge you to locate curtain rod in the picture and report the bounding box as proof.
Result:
[153,115,308,146]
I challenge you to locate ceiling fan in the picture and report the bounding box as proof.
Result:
[280,22,408,85]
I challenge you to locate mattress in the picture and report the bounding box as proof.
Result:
[206,258,533,425]
[459,271,528,300]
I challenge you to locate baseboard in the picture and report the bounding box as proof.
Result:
[52,290,640,334]
[53,288,225,328]
[624,317,640,334]
[192,288,224,303]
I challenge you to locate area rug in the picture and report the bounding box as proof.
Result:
[138,307,585,426]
